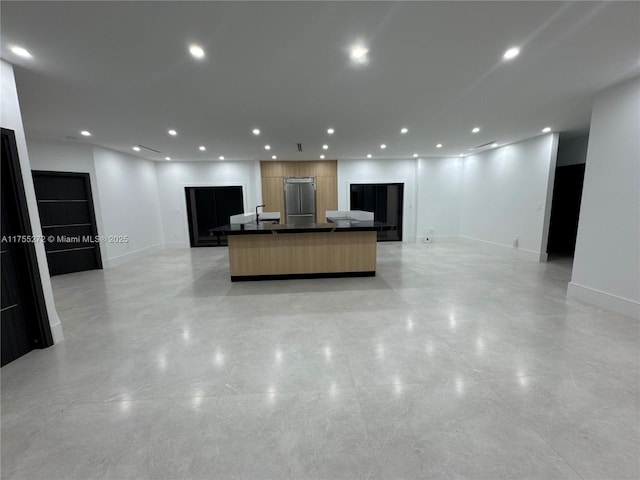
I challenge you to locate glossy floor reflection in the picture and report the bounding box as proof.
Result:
[2,242,638,479]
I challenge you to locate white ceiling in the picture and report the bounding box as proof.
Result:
[1,1,639,162]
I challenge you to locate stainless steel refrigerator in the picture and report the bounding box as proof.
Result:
[284,177,316,225]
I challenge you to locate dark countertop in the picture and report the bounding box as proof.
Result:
[210,221,396,236]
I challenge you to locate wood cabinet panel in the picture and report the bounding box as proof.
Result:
[283,162,300,177]
[261,177,284,219]
[316,175,338,222]
[316,160,337,177]
[260,161,283,178]
[297,162,317,177]
[260,161,337,224]
[228,231,377,276]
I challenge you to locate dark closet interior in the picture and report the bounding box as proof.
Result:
[547,164,586,256]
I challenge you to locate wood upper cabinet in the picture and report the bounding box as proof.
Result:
[316,176,338,222]
[261,177,284,219]
[316,160,337,177]
[261,161,284,178]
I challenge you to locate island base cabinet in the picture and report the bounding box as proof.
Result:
[228,231,376,280]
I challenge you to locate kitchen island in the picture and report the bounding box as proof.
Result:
[215,221,394,281]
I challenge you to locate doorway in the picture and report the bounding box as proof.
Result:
[350,183,404,241]
[32,171,102,275]
[1,128,53,366]
[185,186,244,247]
[547,164,586,257]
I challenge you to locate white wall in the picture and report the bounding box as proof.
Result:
[92,147,164,266]
[416,157,463,240]
[155,160,261,246]
[569,77,640,318]
[1,60,63,342]
[459,134,558,258]
[338,158,417,241]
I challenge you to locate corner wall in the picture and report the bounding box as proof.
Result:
[92,147,164,266]
[1,60,62,342]
[569,77,640,318]
[459,134,558,259]
[416,157,463,241]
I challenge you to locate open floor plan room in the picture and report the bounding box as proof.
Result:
[1,1,639,479]
[2,243,638,479]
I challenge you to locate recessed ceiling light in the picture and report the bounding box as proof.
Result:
[413,153,418,158]
[80,130,91,137]
[219,156,224,160]
[542,127,551,133]
[168,129,177,136]
[271,155,277,160]
[436,144,442,148]
[189,44,205,59]
[264,145,271,150]
[10,45,32,59]
[320,155,325,159]
[503,47,520,60]
[380,144,386,149]
[327,128,334,135]
[472,127,480,133]
[199,146,206,151]
[132,146,141,152]
[252,128,260,135]
[367,154,372,158]
[491,143,498,148]
[349,44,369,65]
[165,156,171,161]
[400,127,408,134]
[459,154,464,157]
[322,144,328,150]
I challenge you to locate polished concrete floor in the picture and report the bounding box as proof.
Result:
[1,242,638,479]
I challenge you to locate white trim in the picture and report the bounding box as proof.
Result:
[103,243,166,268]
[414,235,460,243]
[459,235,542,260]
[567,282,640,319]
[163,242,189,249]
[50,322,64,343]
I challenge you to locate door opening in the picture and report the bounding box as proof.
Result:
[547,134,588,260]
[185,186,244,247]
[350,183,404,241]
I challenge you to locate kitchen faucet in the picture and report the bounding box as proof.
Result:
[255,204,266,224]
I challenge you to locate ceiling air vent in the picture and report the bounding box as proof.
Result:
[297,143,303,152]
[469,140,496,150]
[138,144,161,154]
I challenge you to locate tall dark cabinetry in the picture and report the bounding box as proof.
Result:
[32,171,102,276]
[1,129,53,366]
